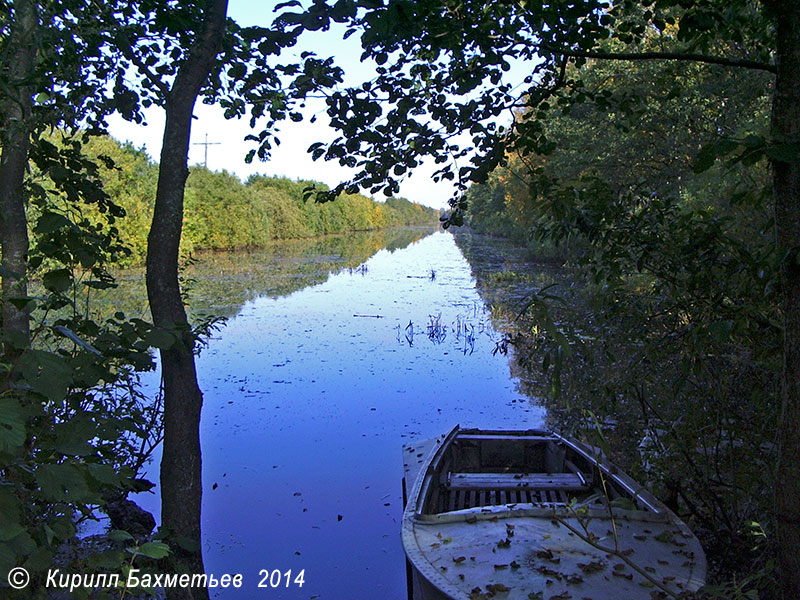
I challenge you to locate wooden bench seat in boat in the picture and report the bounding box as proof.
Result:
[447,472,589,491]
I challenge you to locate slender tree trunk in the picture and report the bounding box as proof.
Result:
[0,0,36,362]
[773,3,800,599]
[145,1,227,597]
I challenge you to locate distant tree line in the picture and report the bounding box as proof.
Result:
[73,136,440,264]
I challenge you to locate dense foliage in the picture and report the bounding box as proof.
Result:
[81,136,438,264]
[462,33,778,597]
[0,131,167,597]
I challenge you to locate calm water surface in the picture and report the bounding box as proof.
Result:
[135,229,545,599]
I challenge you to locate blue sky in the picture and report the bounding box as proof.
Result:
[107,0,461,210]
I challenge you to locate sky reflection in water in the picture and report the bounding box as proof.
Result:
[136,230,545,599]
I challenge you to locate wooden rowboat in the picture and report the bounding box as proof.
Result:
[402,426,706,600]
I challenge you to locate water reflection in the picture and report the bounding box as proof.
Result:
[91,227,436,321]
[133,229,545,599]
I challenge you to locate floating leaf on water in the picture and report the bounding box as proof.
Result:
[510,561,521,570]
[494,563,508,570]
[527,593,544,600]
[453,556,467,564]
[486,583,511,594]
[443,537,452,544]
[497,538,511,548]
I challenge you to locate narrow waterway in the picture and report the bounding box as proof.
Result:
[134,229,545,599]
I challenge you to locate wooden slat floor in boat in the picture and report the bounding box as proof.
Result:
[436,487,571,512]
[448,472,588,491]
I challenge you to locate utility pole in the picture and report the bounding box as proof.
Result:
[192,132,220,168]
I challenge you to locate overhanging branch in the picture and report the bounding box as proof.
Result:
[540,44,776,75]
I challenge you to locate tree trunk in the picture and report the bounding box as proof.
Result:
[773,3,800,599]
[0,0,36,362]
[145,1,227,597]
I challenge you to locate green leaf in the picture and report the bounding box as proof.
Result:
[53,417,96,456]
[88,463,121,486]
[0,519,25,542]
[49,517,76,541]
[0,399,27,453]
[0,542,17,580]
[42,268,74,293]
[692,139,738,173]
[144,328,176,350]
[654,530,674,543]
[88,547,127,570]
[107,530,135,542]
[19,350,72,401]
[228,63,247,80]
[24,546,54,571]
[35,212,71,233]
[6,296,37,311]
[134,542,170,560]
[34,463,92,502]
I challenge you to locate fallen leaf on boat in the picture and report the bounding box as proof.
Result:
[577,560,605,573]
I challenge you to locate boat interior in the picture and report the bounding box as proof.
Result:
[421,430,628,515]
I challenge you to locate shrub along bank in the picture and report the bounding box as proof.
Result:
[81,135,440,264]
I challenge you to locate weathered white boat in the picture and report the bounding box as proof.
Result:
[402,426,706,600]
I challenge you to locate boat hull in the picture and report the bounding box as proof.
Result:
[402,427,706,600]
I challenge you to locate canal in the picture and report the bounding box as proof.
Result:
[131,227,546,598]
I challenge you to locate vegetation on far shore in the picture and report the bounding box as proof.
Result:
[74,135,440,265]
